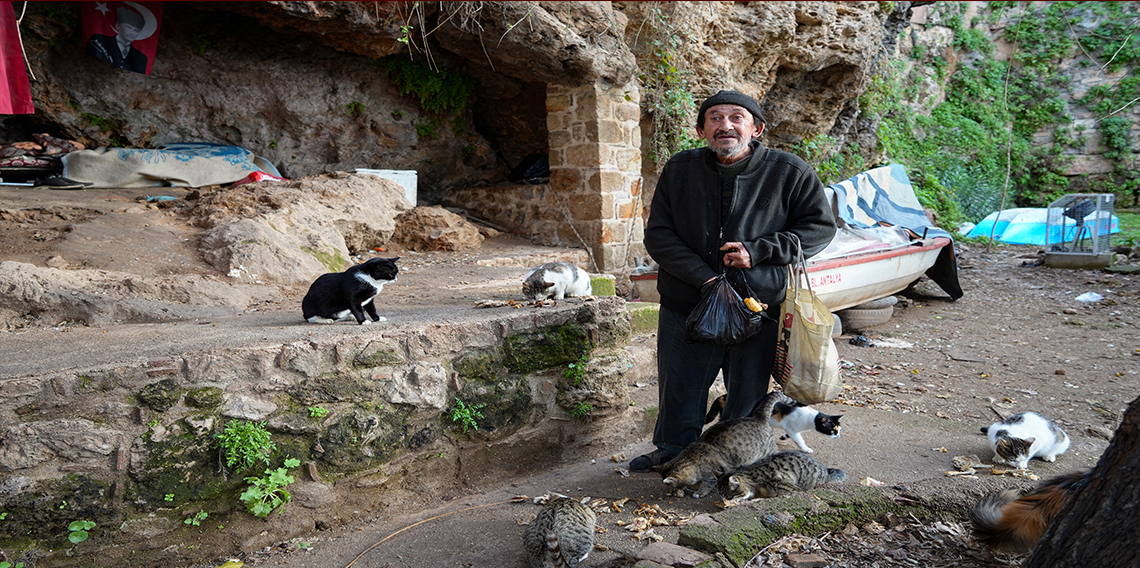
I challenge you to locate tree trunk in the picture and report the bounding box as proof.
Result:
[1025,395,1140,568]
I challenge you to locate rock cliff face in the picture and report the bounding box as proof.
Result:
[5,1,913,205]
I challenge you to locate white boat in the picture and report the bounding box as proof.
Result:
[806,236,952,312]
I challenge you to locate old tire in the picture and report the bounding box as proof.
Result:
[837,305,894,330]
[832,313,843,338]
[853,296,898,310]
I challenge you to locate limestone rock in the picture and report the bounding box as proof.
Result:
[393,206,485,252]
[194,172,413,286]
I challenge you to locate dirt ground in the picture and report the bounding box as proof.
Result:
[2,185,1139,567]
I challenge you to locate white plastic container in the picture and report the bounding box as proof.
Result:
[356,169,417,206]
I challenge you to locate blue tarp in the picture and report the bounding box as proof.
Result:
[966,207,1120,245]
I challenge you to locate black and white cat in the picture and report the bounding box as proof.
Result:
[522,262,592,300]
[301,257,399,325]
[706,394,842,454]
[981,411,1070,469]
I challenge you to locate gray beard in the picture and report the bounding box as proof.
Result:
[712,138,749,159]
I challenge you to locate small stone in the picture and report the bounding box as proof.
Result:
[1055,369,1066,375]
[1087,425,1114,440]
[786,553,829,568]
[46,255,68,268]
[634,541,712,567]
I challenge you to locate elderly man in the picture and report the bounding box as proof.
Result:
[631,90,837,472]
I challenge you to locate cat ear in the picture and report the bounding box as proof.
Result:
[542,282,555,289]
[662,476,677,486]
[1023,437,1036,445]
[728,475,741,490]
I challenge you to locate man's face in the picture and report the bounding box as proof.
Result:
[118,22,141,42]
[696,104,764,161]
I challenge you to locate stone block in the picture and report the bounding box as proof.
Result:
[569,194,604,220]
[786,553,829,568]
[616,101,641,122]
[598,120,625,143]
[614,147,643,173]
[566,144,601,168]
[546,93,571,113]
[635,541,713,567]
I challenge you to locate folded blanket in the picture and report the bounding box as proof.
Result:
[62,143,277,188]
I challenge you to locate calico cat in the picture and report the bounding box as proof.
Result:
[706,394,842,454]
[301,257,399,325]
[522,262,592,300]
[970,469,1091,552]
[522,496,596,568]
[716,451,846,505]
[981,411,1070,469]
[657,391,790,498]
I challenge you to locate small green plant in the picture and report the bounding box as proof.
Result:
[564,354,589,386]
[240,458,301,517]
[184,511,208,526]
[216,420,276,471]
[391,109,405,119]
[0,561,25,568]
[298,541,313,550]
[67,520,95,544]
[449,398,485,434]
[268,139,278,149]
[345,101,365,117]
[189,34,211,55]
[164,494,174,502]
[0,511,8,520]
[308,406,330,418]
[568,401,595,419]
[58,501,66,510]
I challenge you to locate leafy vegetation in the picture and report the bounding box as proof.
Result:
[308,406,329,418]
[240,458,301,517]
[851,2,1140,226]
[449,397,485,434]
[563,353,589,386]
[635,3,703,169]
[67,520,95,544]
[216,420,276,471]
[568,401,595,419]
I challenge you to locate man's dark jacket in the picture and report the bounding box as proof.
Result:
[645,141,837,316]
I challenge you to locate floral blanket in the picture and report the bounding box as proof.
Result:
[62,143,278,188]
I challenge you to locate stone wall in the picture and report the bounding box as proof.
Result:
[0,298,655,566]
[448,81,646,272]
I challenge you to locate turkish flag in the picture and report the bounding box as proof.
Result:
[1,1,34,114]
[82,1,163,75]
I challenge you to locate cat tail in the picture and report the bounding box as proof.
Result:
[705,394,727,424]
[969,469,1091,553]
[750,391,793,420]
[543,528,570,568]
[826,468,846,483]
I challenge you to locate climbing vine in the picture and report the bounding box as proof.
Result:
[634,3,702,171]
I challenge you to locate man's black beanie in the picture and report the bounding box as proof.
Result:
[696,90,765,127]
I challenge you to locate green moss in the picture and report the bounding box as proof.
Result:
[0,475,117,544]
[590,274,616,296]
[453,350,506,383]
[300,246,346,273]
[137,379,181,412]
[679,487,946,565]
[316,409,415,472]
[287,372,378,406]
[452,378,534,437]
[184,387,223,409]
[503,325,591,374]
[627,302,660,336]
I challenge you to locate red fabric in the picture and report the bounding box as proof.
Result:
[82,1,164,75]
[0,1,34,114]
[231,171,288,187]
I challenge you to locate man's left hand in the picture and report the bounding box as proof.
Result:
[720,242,751,268]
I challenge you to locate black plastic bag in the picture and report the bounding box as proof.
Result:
[684,269,771,344]
[508,151,551,184]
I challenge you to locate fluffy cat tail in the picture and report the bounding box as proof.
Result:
[826,468,846,483]
[969,469,1091,553]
